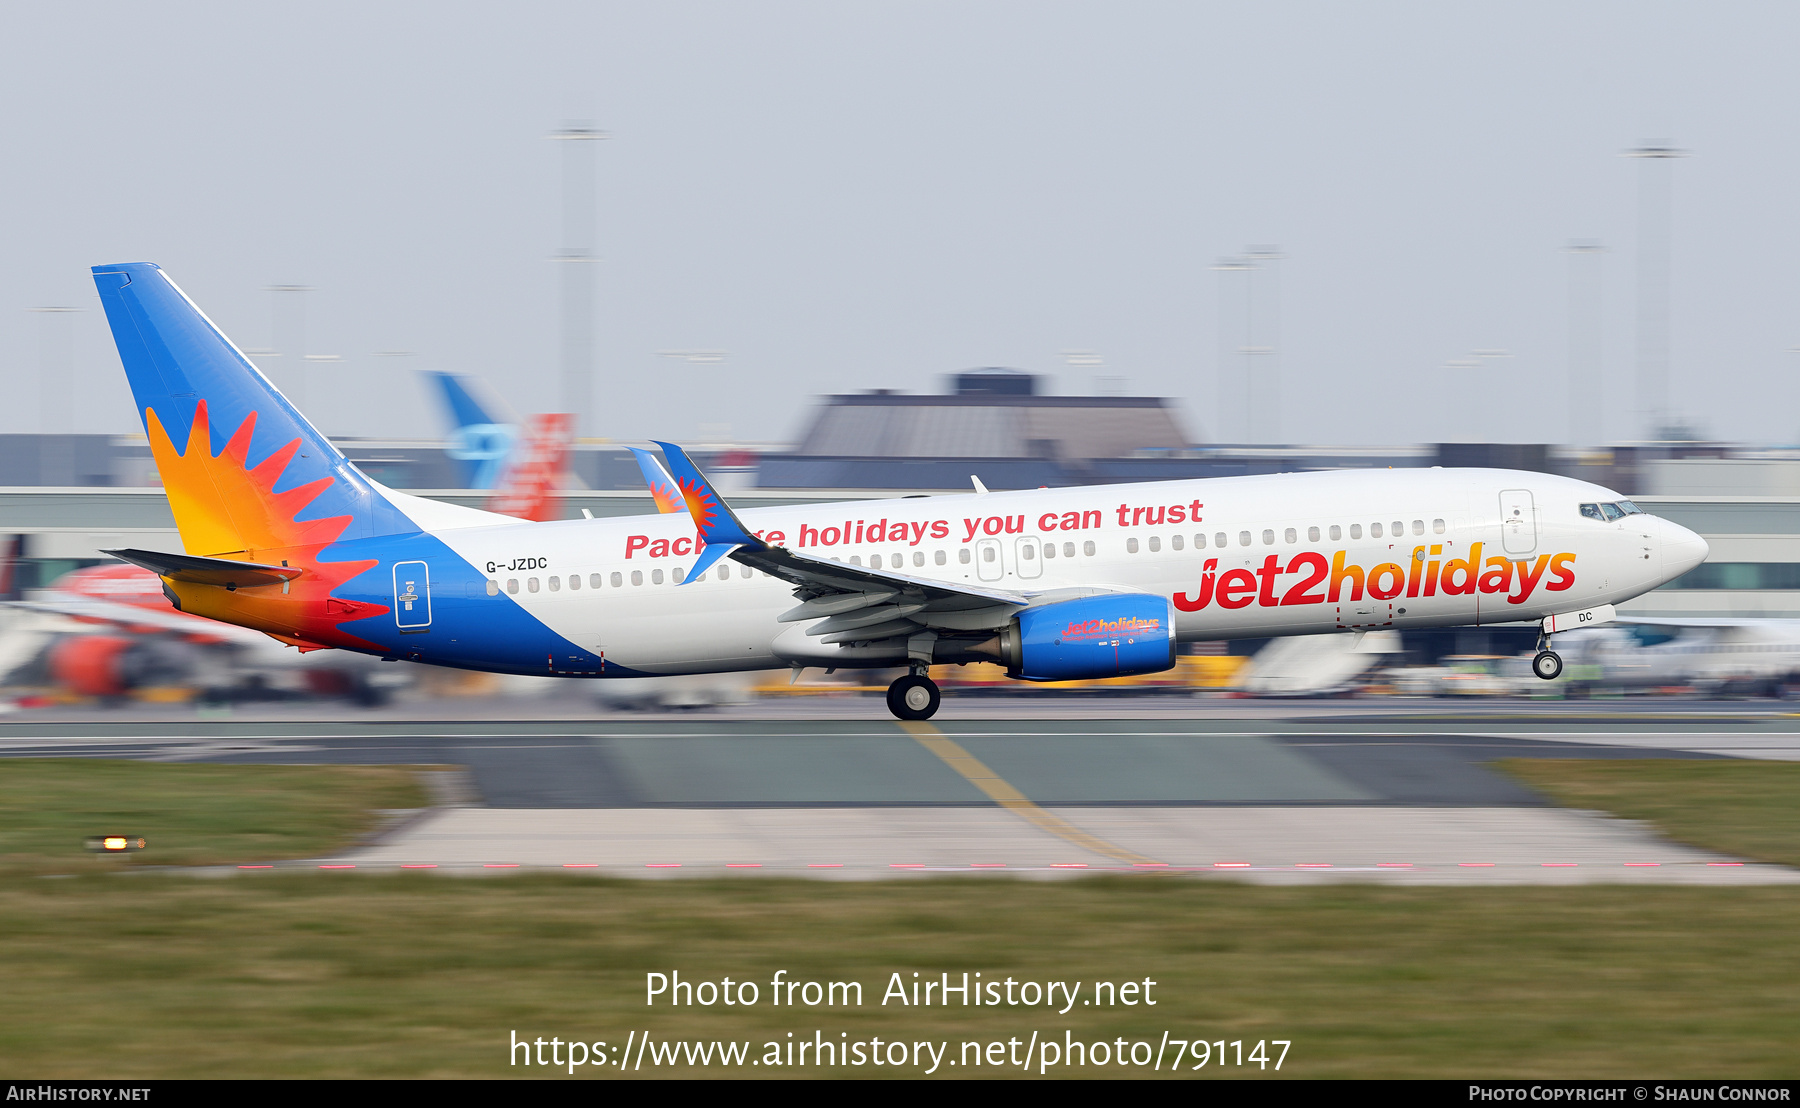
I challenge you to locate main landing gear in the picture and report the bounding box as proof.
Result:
[1532,630,1563,681]
[887,665,941,721]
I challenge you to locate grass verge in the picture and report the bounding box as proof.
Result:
[0,759,429,874]
[0,876,1795,1078]
[1499,758,1800,867]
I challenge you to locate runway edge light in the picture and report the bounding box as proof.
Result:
[85,835,146,853]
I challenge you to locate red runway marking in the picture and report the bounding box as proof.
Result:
[1707,862,1745,867]
[1050,863,1088,869]
[318,864,355,869]
[969,863,1006,868]
[1133,862,1170,868]
[1295,863,1333,868]
[1213,862,1251,868]
[237,865,272,869]
[562,863,598,868]
[401,863,437,869]
[644,863,681,868]
[1624,862,1661,867]
[889,863,924,869]
[1377,862,1413,868]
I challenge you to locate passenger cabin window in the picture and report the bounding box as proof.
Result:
[1580,503,1605,521]
[959,548,972,564]
[1391,521,1403,537]
[527,577,539,593]
[611,572,623,587]
[1349,524,1361,539]
[568,574,580,590]
[548,576,560,592]
[982,546,996,563]
[1063,542,1075,557]
[1043,543,1056,558]
[630,571,642,586]
[913,552,924,566]
[590,573,602,589]
[486,579,499,596]
[672,567,685,584]
[1127,537,1140,554]
[1195,533,1207,549]
[1148,536,1161,552]
[1215,533,1227,548]
[508,579,519,594]
[651,569,664,584]
[1433,518,1446,534]
[1308,526,1320,542]
[1084,540,1096,556]
[741,566,752,578]
[718,565,730,581]
[1411,520,1424,536]
[1262,530,1275,545]
[1329,525,1341,540]
[935,550,947,565]
[1370,523,1382,538]
[1171,535,1183,551]
[1284,528,1297,544]
[1600,502,1624,522]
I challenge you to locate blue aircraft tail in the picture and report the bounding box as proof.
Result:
[91,262,416,555]
[428,371,516,489]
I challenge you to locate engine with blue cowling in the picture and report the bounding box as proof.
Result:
[985,593,1178,682]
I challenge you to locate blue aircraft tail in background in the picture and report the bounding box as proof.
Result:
[428,371,516,489]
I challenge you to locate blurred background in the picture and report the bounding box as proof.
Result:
[6,1,1800,710]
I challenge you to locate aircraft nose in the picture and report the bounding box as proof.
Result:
[1659,518,1709,580]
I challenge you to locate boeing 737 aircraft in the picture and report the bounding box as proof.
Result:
[89,262,1709,719]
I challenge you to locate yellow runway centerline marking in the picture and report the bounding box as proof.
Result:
[898,721,1160,866]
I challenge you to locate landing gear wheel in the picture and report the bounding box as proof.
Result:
[1532,650,1564,681]
[887,674,941,721]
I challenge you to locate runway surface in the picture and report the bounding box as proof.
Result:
[4,698,1797,883]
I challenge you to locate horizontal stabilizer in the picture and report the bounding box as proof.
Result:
[102,548,302,589]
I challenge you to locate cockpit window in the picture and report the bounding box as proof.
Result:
[1599,502,1625,522]
[1580,503,1605,521]
[1617,500,1643,515]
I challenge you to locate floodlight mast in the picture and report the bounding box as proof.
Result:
[552,121,608,438]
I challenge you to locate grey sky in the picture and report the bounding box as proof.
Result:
[2,2,1796,448]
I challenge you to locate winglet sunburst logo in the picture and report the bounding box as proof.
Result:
[677,477,722,538]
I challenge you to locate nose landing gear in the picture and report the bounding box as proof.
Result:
[887,665,941,721]
[1531,629,1563,681]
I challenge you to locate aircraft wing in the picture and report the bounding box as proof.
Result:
[654,441,1029,643]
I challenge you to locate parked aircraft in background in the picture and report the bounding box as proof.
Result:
[2,563,406,704]
[427,370,574,522]
[1552,619,1800,696]
[89,262,1709,720]
[431,371,515,490]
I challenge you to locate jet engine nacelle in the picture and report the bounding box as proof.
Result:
[988,593,1178,682]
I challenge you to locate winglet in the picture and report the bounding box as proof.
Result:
[652,441,767,585]
[629,447,688,515]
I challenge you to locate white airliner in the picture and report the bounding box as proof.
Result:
[89,262,1709,719]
